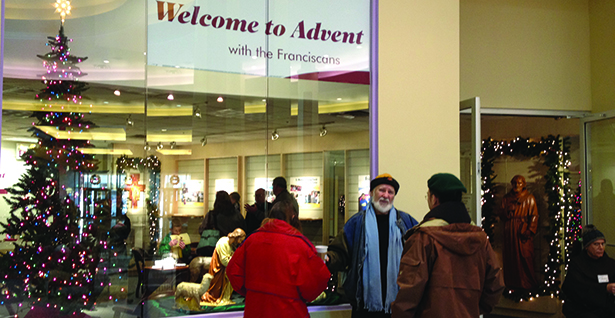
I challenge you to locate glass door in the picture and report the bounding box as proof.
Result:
[460,97,481,223]
[581,112,615,256]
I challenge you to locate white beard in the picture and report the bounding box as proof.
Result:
[373,199,393,213]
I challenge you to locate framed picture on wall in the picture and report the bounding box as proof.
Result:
[180,180,205,207]
[289,177,321,208]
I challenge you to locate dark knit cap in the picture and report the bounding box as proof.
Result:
[370,173,400,194]
[582,225,605,249]
[428,173,467,194]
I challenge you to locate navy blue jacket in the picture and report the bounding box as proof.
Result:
[327,208,417,308]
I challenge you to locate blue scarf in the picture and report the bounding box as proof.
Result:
[362,204,403,313]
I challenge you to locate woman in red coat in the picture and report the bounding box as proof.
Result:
[227,202,330,318]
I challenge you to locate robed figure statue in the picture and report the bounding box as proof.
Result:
[500,175,539,290]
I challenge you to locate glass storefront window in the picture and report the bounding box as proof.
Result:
[0,0,370,317]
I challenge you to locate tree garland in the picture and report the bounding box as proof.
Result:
[481,135,579,302]
[115,155,161,255]
[116,155,160,173]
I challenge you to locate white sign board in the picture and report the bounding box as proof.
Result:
[147,0,369,77]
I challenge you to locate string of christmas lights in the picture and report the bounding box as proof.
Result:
[480,136,579,302]
[116,155,161,173]
[0,22,104,316]
[115,156,161,255]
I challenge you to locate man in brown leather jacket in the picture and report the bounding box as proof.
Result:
[392,173,504,317]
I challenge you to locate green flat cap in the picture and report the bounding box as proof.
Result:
[428,173,467,193]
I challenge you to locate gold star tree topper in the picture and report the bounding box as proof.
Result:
[54,0,72,25]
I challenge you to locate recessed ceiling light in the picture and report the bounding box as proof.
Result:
[262,99,266,102]
[114,90,121,96]
[103,60,110,64]
[217,96,224,102]
[175,65,180,68]
[103,101,109,104]
[161,129,167,132]
[167,93,174,100]
[337,98,342,101]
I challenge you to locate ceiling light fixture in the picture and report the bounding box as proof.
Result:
[114,90,121,96]
[156,142,164,150]
[200,136,207,146]
[217,96,224,102]
[170,141,176,149]
[167,93,174,101]
[319,125,328,137]
[126,115,134,127]
[143,142,151,151]
[271,129,279,141]
[194,106,202,118]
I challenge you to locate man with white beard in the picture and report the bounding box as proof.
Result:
[326,174,418,318]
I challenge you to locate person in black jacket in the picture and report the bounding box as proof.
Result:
[562,224,615,318]
[212,191,246,237]
[269,177,300,219]
[244,188,267,235]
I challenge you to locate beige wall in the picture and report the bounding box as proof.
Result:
[381,0,596,219]
[379,0,461,219]
[460,0,592,111]
[589,0,615,113]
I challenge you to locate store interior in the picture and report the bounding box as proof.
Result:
[2,1,615,318]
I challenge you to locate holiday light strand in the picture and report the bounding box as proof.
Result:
[0,21,104,315]
[481,135,578,302]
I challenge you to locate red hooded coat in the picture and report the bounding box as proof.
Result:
[227,219,330,318]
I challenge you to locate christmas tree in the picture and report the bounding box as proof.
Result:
[0,15,106,316]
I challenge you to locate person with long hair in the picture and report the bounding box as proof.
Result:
[211,191,246,237]
[226,202,330,317]
[197,207,219,257]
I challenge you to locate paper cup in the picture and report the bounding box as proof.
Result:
[315,245,328,261]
